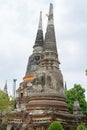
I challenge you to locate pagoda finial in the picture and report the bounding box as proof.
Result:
[34,11,44,48]
[38,11,42,30]
[43,3,57,53]
[48,3,54,25]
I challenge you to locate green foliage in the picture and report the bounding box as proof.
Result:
[48,121,64,130]
[65,84,87,115]
[0,90,15,114]
[0,90,9,114]
[76,124,86,130]
[30,128,34,130]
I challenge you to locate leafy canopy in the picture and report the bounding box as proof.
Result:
[65,84,87,115]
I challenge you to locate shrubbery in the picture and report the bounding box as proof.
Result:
[76,124,86,130]
[48,121,64,130]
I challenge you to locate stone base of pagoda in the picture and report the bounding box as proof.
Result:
[26,92,69,114]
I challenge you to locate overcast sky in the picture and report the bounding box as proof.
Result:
[0,0,87,98]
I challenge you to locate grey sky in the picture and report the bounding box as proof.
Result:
[0,0,87,98]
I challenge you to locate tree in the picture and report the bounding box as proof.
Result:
[0,90,15,115]
[48,121,64,130]
[65,84,87,115]
[0,90,9,115]
[76,124,86,130]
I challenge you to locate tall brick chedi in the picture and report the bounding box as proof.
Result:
[17,2,68,117]
[15,3,87,130]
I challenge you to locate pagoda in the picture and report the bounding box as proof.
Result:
[7,3,87,130]
[16,2,68,112]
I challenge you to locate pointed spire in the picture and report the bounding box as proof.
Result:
[33,11,44,48]
[4,80,8,95]
[38,11,42,30]
[48,3,54,25]
[43,3,57,53]
[65,81,67,90]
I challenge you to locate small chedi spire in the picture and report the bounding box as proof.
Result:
[4,80,8,95]
[73,100,82,115]
[65,81,67,90]
[43,3,57,53]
